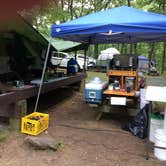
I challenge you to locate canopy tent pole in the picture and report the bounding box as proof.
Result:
[83,48,87,73]
[74,51,77,60]
[83,37,91,73]
[34,37,52,112]
[83,43,90,90]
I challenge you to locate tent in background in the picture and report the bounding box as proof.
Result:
[98,48,120,60]
[51,6,166,44]
[97,47,120,68]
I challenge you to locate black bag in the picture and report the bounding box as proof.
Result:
[122,104,149,139]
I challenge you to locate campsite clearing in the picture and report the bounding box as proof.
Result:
[0,84,165,166]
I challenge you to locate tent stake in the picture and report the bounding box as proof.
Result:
[34,37,52,112]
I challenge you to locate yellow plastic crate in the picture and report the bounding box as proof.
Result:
[21,112,49,136]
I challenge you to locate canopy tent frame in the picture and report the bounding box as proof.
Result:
[35,6,166,112]
[33,7,166,161]
[33,37,52,112]
[50,6,166,161]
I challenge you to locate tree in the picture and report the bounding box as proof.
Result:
[127,0,131,7]
[22,0,166,73]
[162,42,166,73]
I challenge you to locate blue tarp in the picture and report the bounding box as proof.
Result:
[51,6,166,44]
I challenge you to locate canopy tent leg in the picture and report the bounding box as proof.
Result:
[84,48,88,72]
[83,45,89,89]
[34,37,52,112]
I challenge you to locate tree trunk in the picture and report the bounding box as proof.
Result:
[60,0,64,9]
[117,44,120,51]
[121,44,124,53]
[94,44,99,59]
[124,44,127,54]
[148,43,155,69]
[162,0,165,10]
[134,43,137,55]
[129,44,133,54]
[162,42,166,73]
[127,0,131,7]
[69,0,74,19]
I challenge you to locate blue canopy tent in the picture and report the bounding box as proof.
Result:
[50,7,166,160]
[34,6,166,112]
[51,6,166,44]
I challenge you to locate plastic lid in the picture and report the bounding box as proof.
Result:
[90,77,103,84]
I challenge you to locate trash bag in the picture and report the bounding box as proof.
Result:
[122,104,149,139]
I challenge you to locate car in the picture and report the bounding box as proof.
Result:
[76,54,96,69]
[50,51,72,67]
[50,52,96,70]
[88,56,96,68]
[76,54,88,70]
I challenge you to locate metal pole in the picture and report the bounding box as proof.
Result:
[84,48,87,73]
[146,101,152,160]
[34,37,52,112]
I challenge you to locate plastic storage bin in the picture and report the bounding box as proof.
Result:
[85,77,107,104]
[21,112,49,135]
[150,113,163,142]
[154,129,166,161]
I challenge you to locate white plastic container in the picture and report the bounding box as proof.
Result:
[154,129,166,161]
[150,114,163,143]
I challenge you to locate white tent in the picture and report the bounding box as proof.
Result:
[98,48,120,60]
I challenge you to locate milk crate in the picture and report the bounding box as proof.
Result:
[21,112,49,135]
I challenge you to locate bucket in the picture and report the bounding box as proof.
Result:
[154,129,166,161]
[150,113,163,143]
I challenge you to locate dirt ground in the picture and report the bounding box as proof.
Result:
[0,87,166,166]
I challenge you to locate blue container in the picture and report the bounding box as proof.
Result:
[84,77,106,104]
[85,89,103,104]
[67,58,78,74]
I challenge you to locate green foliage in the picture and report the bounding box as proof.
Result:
[25,0,166,73]
[86,71,107,83]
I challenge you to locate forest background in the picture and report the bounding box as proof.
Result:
[22,0,166,73]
